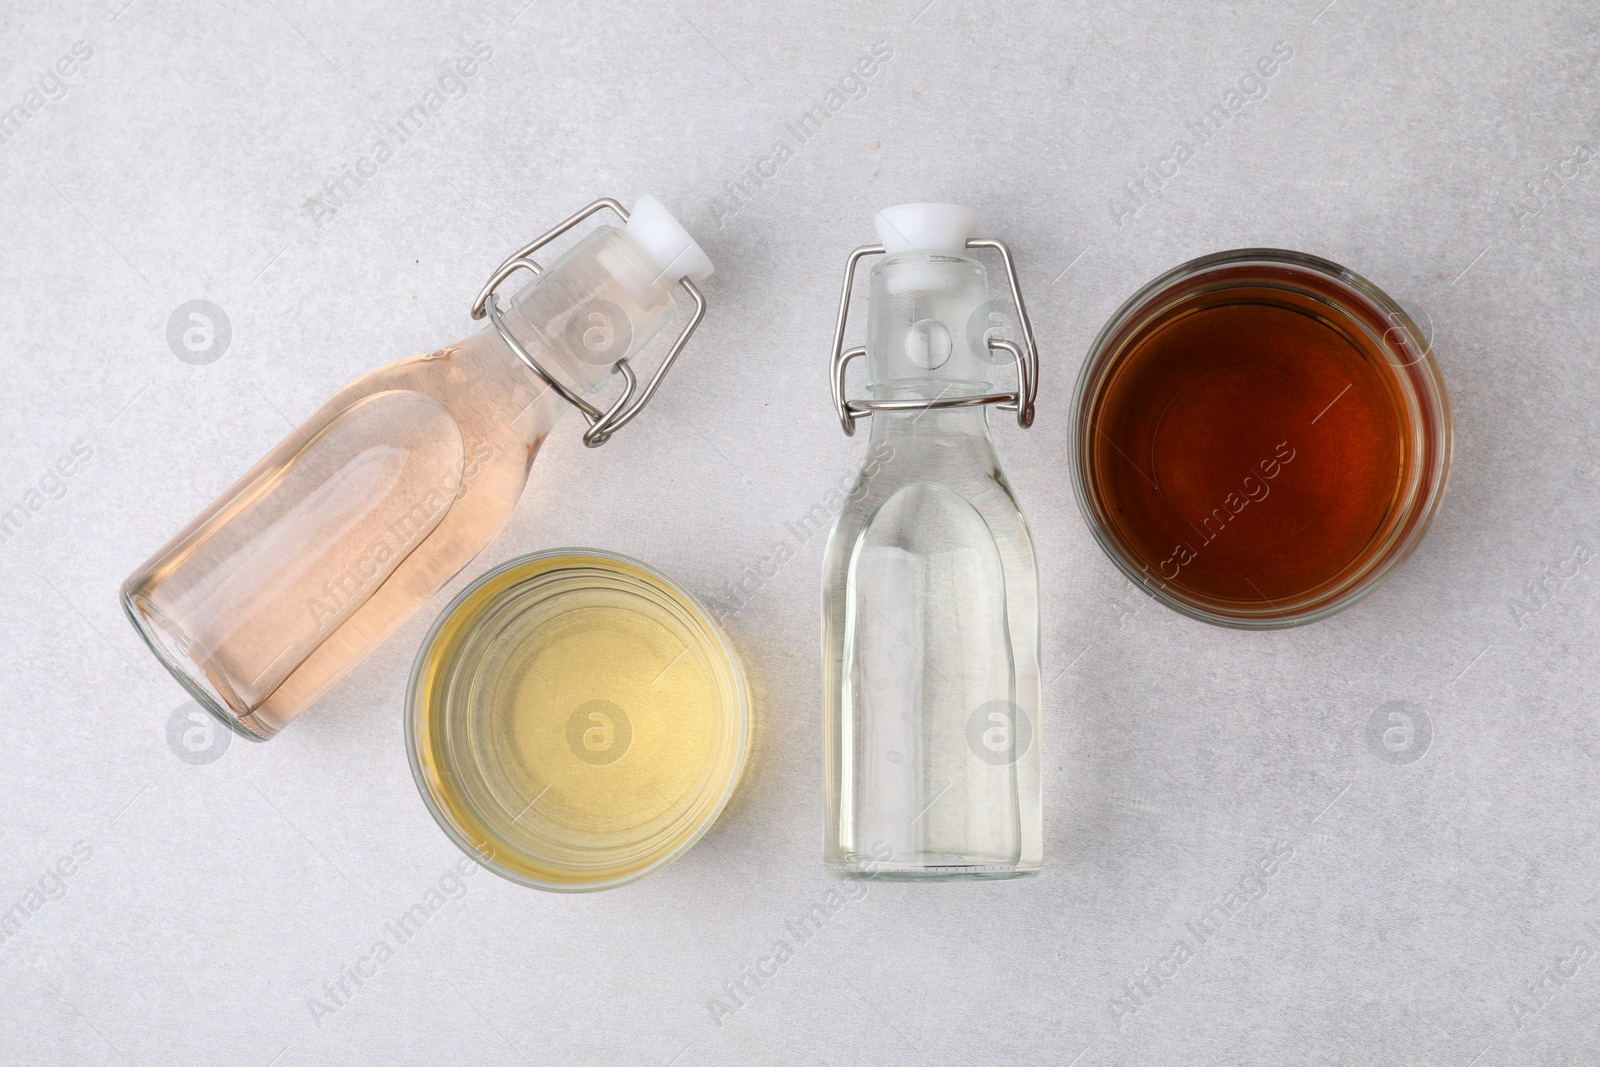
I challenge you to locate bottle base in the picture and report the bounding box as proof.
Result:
[826,861,1038,882]
[121,589,275,742]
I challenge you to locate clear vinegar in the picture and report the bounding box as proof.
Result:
[823,236,1042,881]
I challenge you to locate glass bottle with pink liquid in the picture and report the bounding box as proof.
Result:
[122,197,712,740]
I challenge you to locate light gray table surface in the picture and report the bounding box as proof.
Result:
[3,1,1598,1063]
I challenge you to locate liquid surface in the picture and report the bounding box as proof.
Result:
[1089,298,1406,604]
[413,554,747,890]
[476,592,720,840]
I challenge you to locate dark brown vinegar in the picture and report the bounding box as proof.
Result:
[1089,292,1408,605]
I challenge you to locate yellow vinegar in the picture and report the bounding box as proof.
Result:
[407,551,748,892]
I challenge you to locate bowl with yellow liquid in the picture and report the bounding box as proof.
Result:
[406,549,749,892]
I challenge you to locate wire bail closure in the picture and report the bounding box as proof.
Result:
[828,238,1039,437]
[470,197,707,448]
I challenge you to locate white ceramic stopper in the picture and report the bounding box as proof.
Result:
[623,195,714,285]
[873,203,980,255]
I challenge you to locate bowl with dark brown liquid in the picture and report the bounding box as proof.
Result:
[1071,249,1450,628]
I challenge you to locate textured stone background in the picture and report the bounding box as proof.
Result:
[1,0,1597,1063]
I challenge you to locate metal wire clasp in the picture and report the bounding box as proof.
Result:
[470,197,707,448]
[828,239,1039,437]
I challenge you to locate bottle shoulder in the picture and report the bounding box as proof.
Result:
[313,331,555,443]
[851,420,1018,497]
[827,435,1033,550]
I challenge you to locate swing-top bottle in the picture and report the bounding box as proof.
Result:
[822,203,1042,879]
[123,196,712,740]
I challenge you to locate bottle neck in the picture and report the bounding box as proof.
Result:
[491,225,681,407]
[496,304,614,401]
[865,401,994,445]
[865,252,993,389]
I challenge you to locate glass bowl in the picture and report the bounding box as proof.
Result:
[1070,249,1451,628]
[406,549,749,891]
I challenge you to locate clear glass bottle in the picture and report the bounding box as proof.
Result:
[822,204,1041,879]
[122,197,712,741]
